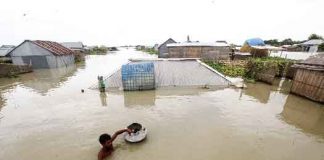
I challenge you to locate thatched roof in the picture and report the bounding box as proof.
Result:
[293,53,324,71]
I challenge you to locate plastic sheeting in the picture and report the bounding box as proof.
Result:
[101,59,231,90]
[121,62,155,91]
[245,38,265,46]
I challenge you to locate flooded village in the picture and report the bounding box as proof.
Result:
[1,0,324,159]
[0,34,323,160]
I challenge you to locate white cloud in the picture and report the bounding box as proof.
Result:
[0,0,323,46]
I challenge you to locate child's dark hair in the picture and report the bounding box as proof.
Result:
[99,133,111,145]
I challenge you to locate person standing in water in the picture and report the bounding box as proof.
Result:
[98,129,132,160]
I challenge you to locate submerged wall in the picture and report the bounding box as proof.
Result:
[11,55,74,69]
[291,69,324,103]
[0,64,32,77]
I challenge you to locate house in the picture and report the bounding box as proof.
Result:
[300,39,324,53]
[153,44,159,51]
[240,38,269,57]
[9,40,75,69]
[166,42,231,60]
[158,38,176,58]
[61,42,85,52]
[0,45,15,57]
[291,53,324,103]
[135,45,145,50]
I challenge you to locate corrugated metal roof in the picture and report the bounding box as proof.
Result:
[0,45,15,56]
[302,39,324,46]
[167,42,230,47]
[32,40,74,56]
[61,42,84,49]
[158,38,176,49]
[298,53,324,67]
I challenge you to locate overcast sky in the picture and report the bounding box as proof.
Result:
[0,0,323,46]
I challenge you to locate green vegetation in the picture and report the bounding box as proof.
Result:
[308,33,323,40]
[319,43,324,52]
[204,57,296,82]
[88,46,108,55]
[264,39,304,46]
[140,47,158,55]
[204,61,246,77]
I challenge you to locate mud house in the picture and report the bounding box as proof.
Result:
[61,42,85,52]
[9,40,75,69]
[291,53,324,103]
[158,38,176,58]
[166,42,231,60]
[240,38,269,57]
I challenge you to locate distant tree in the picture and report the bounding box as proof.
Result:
[281,38,294,45]
[319,43,324,52]
[308,34,323,40]
[264,39,280,46]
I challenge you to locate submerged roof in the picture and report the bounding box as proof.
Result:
[167,42,230,47]
[94,58,234,90]
[245,38,265,46]
[61,42,84,49]
[301,39,324,46]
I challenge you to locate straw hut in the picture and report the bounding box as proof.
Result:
[291,54,324,103]
[240,38,268,57]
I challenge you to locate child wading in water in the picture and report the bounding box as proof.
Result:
[98,129,132,160]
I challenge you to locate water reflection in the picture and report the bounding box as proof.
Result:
[242,79,292,103]
[99,92,108,106]
[116,87,224,108]
[281,94,324,138]
[19,65,79,95]
[123,90,156,107]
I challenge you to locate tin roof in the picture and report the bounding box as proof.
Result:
[301,39,324,46]
[32,40,74,55]
[167,42,230,47]
[0,45,15,56]
[158,38,176,49]
[61,42,84,49]
[293,53,324,71]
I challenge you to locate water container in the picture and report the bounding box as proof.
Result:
[121,62,155,91]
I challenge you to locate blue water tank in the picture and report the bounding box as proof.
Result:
[121,62,155,91]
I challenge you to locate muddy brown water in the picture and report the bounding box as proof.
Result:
[0,48,324,160]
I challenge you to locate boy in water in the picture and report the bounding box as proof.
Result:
[98,129,132,160]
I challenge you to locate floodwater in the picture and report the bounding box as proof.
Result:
[0,48,324,160]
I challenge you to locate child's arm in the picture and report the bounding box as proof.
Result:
[105,129,132,145]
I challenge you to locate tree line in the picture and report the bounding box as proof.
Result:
[264,34,323,46]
